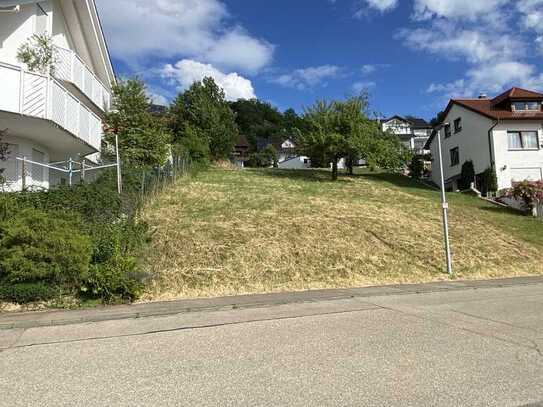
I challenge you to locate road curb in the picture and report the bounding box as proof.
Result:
[1,276,542,330]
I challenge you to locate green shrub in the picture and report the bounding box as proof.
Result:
[81,257,147,303]
[247,144,278,168]
[0,208,92,289]
[480,167,498,195]
[409,156,424,179]
[459,160,475,190]
[0,282,57,304]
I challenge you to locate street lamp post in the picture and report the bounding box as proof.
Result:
[436,124,453,276]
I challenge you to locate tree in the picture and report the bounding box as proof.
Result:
[172,124,210,164]
[459,160,475,190]
[409,156,425,179]
[17,33,56,75]
[283,108,307,133]
[170,77,238,161]
[247,144,278,168]
[297,96,409,180]
[104,79,170,168]
[230,99,284,151]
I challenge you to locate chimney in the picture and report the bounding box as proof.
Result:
[478,92,488,99]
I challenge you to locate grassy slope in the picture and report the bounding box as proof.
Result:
[141,168,543,301]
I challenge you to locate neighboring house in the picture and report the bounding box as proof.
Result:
[0,0,115,191]
[273,138,311,169]
[424,87,543,192]
[232,134,250,168]
[381,116,433,154]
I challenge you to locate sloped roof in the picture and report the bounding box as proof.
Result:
[491,87,543,105]
[382,115,431,128]
[445,98,543,121]
[235,134,250,148]
[425,87,543,149]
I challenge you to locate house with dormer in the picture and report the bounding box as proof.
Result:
[381,116,433,155]
[425,88,543,192]
[0,0,115,191]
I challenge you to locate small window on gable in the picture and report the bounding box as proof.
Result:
[512,101,541,112]
[454,118,462,133]
[450,147,459,167]
[444,124,452,138]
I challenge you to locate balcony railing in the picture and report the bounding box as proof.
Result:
[54,45,111,112]
[0,62,102,151]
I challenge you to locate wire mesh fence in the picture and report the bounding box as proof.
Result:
[117,155,193,208]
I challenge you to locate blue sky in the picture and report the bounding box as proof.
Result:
[95,0,543,121]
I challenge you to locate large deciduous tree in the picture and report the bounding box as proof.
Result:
[297,96,409,180]
[170,77,238,161]
[104,79,170,168]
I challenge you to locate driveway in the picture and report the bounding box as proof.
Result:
[1,279,543,406]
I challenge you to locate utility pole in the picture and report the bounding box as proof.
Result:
[436,124,453,276]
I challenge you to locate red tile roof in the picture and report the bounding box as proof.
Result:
[442,87,543,122]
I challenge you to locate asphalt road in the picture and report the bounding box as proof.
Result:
[1,283,543,406]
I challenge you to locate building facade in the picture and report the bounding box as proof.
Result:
[425,88,543,192]
[0,0,115,191]
[381,116,433,155]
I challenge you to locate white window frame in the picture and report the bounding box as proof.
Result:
[507,131,540,151]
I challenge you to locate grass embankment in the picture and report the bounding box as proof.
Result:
[141,168,543,301]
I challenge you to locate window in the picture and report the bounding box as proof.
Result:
[450,147,459,167]
[444,124,452,138]
[454,118,462,133]
[508,131,539,150]
[512,101,541,112]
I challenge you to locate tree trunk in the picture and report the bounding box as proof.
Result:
[332,158,338,181]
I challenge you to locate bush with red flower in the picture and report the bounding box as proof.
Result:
[505,180,543,215]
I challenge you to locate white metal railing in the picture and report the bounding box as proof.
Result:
[0,62,102,151]
[54,45,111,112]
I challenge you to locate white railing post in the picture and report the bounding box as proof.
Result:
[19,69,24,114]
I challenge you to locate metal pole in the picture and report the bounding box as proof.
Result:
[68,157,73,187]
[436,126,453,276]
[115,133,122,194]
[81,160,86,183]
[21,156,26,190]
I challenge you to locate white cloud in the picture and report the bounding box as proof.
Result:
[162,59,256,101]
[427,62,543,99]
[95,0,273,73]
[364,0,398,12]
[361,64,377,75]
[399,25,524,64]
[352,81,376,93]
[146,91,169,106]
[413,0,508,20]
[273,65,341,89]
[517,0,543,33]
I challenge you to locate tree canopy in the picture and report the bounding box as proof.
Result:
[297,96,409,180]
[104,79,170,168]
[170,77,239,161]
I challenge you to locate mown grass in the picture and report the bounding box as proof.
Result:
[141,167,543,301]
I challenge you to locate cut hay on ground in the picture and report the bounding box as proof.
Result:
[141,168,543,301]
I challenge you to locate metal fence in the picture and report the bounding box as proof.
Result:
[129,155,193,204]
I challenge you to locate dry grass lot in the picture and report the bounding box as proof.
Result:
[141,167,543,301]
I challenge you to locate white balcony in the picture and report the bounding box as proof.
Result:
[0,61,102,158]
[54,45,111,112]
